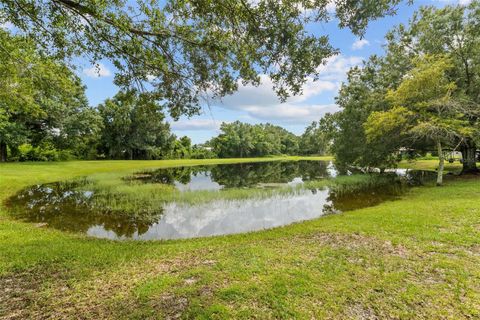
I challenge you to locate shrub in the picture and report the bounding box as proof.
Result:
[58,150,75,161]
[16,143,75,162]
[17,144,36,161]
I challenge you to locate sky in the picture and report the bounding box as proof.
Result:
[74,0,471,144]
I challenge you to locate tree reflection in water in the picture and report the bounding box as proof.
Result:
[128,160,332,189]
[6,181,161,238]
[7,161,435,240]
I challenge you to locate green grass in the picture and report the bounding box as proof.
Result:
[1,157,479,319]
[398,158,467,172]
[304,173,410,190]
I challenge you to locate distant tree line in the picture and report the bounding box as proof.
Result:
[206,121,333,158]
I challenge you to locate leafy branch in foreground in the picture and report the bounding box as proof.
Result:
[0,0,405,118]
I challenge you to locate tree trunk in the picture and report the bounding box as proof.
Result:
[0,141,7,162]
[436,140,444,186]
[460,138,478,174]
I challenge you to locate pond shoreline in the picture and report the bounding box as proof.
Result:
[5,160,434,240]
[1,158,479,319]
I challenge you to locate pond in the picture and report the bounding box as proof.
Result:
[5,160,435,240]
[125,160,339,190]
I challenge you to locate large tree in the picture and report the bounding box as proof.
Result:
[332,56,404,169]
[0,0,406,118]
[365,56,475,185]
[53,100,103,160]
[0,30,95,161]
[383,1,480,173]
[97,90,174,160]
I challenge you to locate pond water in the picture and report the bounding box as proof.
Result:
[125,160,339,190]
[6,161,435,240]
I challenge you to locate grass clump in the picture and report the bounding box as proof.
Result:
[304,173,415,196]
[76,172,297,216]
[69,170,413,218]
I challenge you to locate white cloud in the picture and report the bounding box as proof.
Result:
[435,0,471,5]
[218,55,362,109]
[83,63,112,78]
[213,54,362,124]
[352,39,370,50]
[315,55,364,81]
[293,0,336,18]
[218,74,337,108]
[0,21,13,30]
[326,1,336,13]
[240,103,339,124]
[171,119,222,131]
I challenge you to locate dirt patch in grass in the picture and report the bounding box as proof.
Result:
[149,285,217,320]
[0,248,224,320]
[345,303,379,320]
[288,232,410,258]
[0,271,39,320]
[152,293,190,319]
[25,251,220,319]
[0,267,70,320]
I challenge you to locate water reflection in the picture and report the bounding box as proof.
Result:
[6,182,158,238]
[127,161,332,190]
[96,189,333,240]
[6,161,435,240]
[88,183,406,240]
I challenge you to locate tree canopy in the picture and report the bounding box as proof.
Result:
[0,29,99,161]
[97,90,174,160]
[209,121,303,158]
[299,114,336,156]
[330,1,480,175]
[1,0,406,118]
[365,55,475,184]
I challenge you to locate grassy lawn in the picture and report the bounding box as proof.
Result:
[1,157,479,319]
[397,159,466,172]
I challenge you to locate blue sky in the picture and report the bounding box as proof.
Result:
[76,0,470,144]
